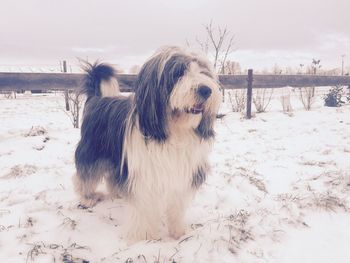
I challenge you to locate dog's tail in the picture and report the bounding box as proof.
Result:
[81,62,120,98]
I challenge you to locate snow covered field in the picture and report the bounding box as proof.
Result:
[0,90,350,262]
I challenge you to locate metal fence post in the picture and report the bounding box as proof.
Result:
[246,69,253,119]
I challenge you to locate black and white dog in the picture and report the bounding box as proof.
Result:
[74,46,221,242]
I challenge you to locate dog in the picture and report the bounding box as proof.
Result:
[74,46,221,242]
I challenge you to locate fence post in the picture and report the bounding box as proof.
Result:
[246,69,253,119]
[62,60,70,111]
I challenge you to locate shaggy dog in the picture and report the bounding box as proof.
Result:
[74,46,221,242]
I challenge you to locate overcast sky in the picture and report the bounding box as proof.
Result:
[1,0,349,72]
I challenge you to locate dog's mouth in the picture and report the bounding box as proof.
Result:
[185,103,205,114]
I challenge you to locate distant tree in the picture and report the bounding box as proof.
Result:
[195,20,235,74]
[129,65,141,74]
[273,64,283,75]
[260,68,270,74]
[305,65,313,74]
[309,59,322,96]
[114,66,125,74]
[224,61,241,75]
[285,66,295,74]
[311,59,321,75]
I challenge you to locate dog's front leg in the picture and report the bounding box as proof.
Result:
[166,191,194,239]
[124,194,162,243]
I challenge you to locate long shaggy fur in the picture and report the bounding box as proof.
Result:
[74,46,221,242]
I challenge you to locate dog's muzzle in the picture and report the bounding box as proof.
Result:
[184,86,212,115]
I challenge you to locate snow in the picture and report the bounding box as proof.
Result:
[0,90,350,262]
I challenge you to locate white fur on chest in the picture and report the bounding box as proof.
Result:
[126,122,211,197]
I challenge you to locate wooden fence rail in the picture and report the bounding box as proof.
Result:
[1,72,350,92]
[1,71,350,119]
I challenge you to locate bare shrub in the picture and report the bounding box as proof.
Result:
[323,86,345,107]
[298,87,315,111]
[63,90,84,128]
[227,89,246,112]
[253,88,273,113]
[2,91,16,99]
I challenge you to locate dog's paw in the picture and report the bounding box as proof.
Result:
[125,232,161,245]
[78,192,105,209]
[124,224,161,244]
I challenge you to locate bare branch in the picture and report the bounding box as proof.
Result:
[191,20,236,76]
[219,35,235,74]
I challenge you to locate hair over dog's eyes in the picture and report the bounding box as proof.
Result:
[172,63,186,80]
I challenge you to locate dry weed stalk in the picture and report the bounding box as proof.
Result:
[311,192,348,211]
[26,242,46,263]
[227,210,253,254]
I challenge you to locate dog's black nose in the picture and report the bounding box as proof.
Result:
[197,86,212,100]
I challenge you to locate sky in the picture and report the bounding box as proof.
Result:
[1,0,349,73]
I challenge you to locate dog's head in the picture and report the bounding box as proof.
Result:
[134,46,221,142]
